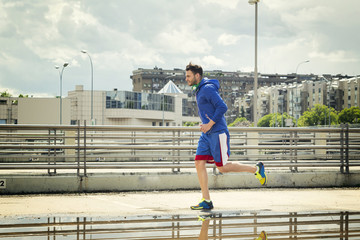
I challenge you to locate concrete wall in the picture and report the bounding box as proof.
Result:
[18,98,71,124]
[1,171,359,194]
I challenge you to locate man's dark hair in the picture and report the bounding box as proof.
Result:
[186,62,203,77]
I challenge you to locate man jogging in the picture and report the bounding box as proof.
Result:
[185,62,267,210]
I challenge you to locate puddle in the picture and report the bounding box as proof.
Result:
[0,211,359,239]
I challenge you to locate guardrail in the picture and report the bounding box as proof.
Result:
[0,123,359,176]
[0,211,358,239]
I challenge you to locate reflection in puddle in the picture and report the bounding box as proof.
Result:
[0,211,359,239]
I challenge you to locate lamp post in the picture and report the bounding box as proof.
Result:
[249,0,260,126]
[81,50,94,125]
[295,60,310,83]
[161,75,173,126]
[55,63,69,125]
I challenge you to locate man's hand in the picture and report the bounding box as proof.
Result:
[200,115,215,133]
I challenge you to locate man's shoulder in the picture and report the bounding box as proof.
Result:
[200,83,217,93]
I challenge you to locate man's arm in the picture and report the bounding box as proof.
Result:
[200,115,215,133]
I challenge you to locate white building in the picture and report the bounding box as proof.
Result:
[68,84,198,126]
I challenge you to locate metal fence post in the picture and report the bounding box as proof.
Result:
[345,123,349,174]
[340,124,345,173]
[77,120,80,176]
[83,120,87,177]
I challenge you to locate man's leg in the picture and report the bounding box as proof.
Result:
[195,160,210,200]
[217,162,256,174]
[217,162,267,185]
[191,160,214,210]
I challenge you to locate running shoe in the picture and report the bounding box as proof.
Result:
[198,214,212,222]
[255,162,267,185]
[255,231,268,240]
[190,198,214,210]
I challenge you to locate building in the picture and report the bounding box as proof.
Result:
[0,97,70,124]
[131,66,323,123]
[237,76,358,125]
[0,85,198,126]
[0,97,18,124]
[339,76,360,109]
[68,85,198,126]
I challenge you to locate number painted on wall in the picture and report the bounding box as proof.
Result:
[0,179,6,189]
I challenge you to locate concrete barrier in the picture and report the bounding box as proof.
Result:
[1,171,360,194]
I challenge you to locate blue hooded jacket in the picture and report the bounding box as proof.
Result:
[195,78,228,134]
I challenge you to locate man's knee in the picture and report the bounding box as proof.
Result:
[217,166,228,173]
[195,160,206,168]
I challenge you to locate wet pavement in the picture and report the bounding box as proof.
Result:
[1,211,359,239]
[1,188,360,239]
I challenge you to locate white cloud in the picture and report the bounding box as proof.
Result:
[0,0,359,97]
[309,50,358,63]
[218,33,246,46]
[201,0,239,9]
[156,25,212,55]
[202,55,226,68]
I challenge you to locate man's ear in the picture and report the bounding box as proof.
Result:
[195,73,201,81]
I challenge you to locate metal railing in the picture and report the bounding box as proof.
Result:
[0,211,358,239]
[0,123,359,176]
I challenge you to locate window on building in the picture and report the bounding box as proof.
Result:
[106,91,175,112]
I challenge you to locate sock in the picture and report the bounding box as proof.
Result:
[204,199,211,203]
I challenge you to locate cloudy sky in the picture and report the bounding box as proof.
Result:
[0,0,359,97]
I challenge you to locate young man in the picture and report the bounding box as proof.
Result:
[185,62,267,210]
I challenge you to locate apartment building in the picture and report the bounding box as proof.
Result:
[237,75,358,124]
[339,76,360,109]
[130,67,315,122]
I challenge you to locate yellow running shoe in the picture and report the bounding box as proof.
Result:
[255,162,267,185]
[255,231,268,240]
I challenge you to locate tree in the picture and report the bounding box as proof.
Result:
[297,104,338,127]
[228,117,251,127]
[0,90,12,97]
[338,106,360,124]
[183,121,199,127]
[240,106,245,118]
[257,114,274,127]
[258,113,295,127]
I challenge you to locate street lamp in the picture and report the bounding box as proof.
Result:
[249,0,260,126]
[55,62,69,125]
[295,60,310,83]
[81,50,94,125]
[160,75,173,126]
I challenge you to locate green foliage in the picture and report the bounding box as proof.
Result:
[183,121,199,127]
[297,104,338,127]
[258,113,295,127]
[240,106,245,118]
[338,106,360,124]
[1,90,12,97]
[228,117,249,127]
[257,114,274,127]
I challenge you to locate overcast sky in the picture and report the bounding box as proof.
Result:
[1,0,359,97]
